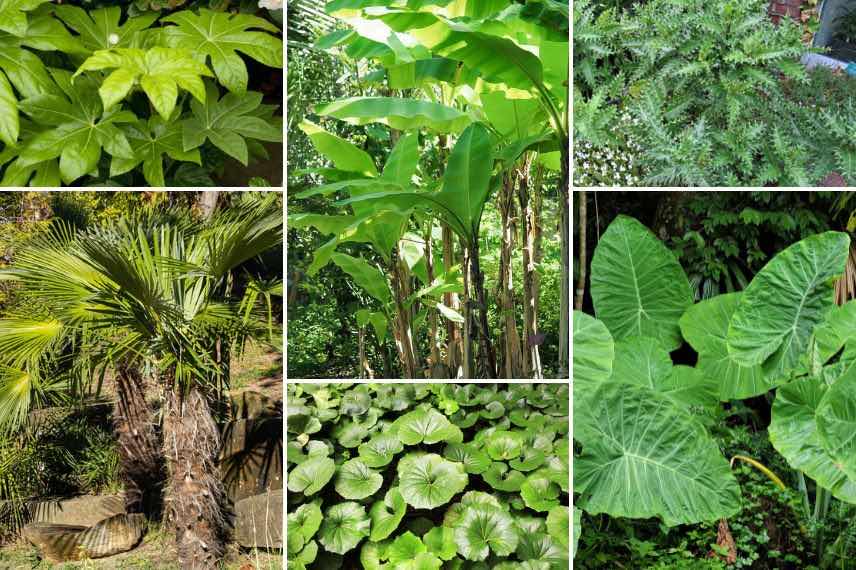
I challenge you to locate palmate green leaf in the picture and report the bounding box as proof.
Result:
[162,9,283,93]
[7,11,86,54]
[0,70,18,146]
[368,487,406,541]
[287,456,335,496]
[75,47,213,120]
[816,364,856,484]
[398,452,468,509]
[316,97,471,134]
[16,72,136,185]
[330,252,391,305]
[53,5,159,52]
[358,432,403,467]
[590,215,693,351]
[298,120,377,177]
[0,42,61,100]
[575,382,740,526]
[0,318,63,367]
[182,83,282,165]
[680,292,773,401]
[454,504,519,561]
[110,117,201,187]
[0,0,51,36]
[727,232,850,376]
[392,406,462,445]
[769,364,856,504]
[319,501,370,555]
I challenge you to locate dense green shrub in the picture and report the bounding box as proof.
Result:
[0,2,282,186]
[287,383,570,569]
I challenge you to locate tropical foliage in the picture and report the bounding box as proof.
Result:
[0,1,283,186]
[288,0,569,379]
[574,212,856,565]
[287,382,570,569]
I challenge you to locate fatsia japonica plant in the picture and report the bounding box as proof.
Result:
[289,0,569,379]
[287,383,570,569]
[573,215,856,537]
[0,2,283,186]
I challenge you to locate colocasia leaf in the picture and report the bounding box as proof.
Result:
[53,6,159,52]
[161,9,283,93]
[181,83,282,165]
[16,71,136,185]
[110,117,201,187]
[75,47,213,120]
[0,0,52,37]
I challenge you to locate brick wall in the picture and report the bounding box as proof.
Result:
[768,0,803,23]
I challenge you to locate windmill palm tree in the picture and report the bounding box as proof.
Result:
[0,195,282,568]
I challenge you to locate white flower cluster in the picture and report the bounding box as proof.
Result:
[573,111,645,187]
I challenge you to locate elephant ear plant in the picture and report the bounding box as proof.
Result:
[286,383,570,569]
[0,3,283,186]
[574,215,856,549]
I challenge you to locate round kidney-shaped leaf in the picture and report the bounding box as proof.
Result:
[443,442,491,474]
[510,448,546,472]
[423,526,457,561]
[393,407,463,445]
[369,487,407,541]
[335,458,384,500]
[482,462,526,492]
[546,505,570,550]
[359,432,404,468]
[388,531,426,564]
[288,501,323,553]
[485,431,524,461]
[516,532,567,564]
[398,453,468,509]
[319,502,371,555]
[454,505,519,561]
[288,456,335,496]
[520,471,560,512]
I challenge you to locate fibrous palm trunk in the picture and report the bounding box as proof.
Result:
[114,363,163,516]
[163,385,227,570]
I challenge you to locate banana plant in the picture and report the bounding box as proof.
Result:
[574,215,856,536]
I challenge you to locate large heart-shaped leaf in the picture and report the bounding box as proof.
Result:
[369,487,407,541]
[572,310,614,390]
[575,382,740,526]
[816,364,856,483]
[182,83,282,165]
[680,292,773,400]
[453,504,519,561]
[287,456,335,496]
[162,9,283,93]
[318,501,371,555]
[398,452,468,509]
[316,96,471,133]
[392,406,462,445]
[335,458,384,500]
[590,215,693,350]
[769,365,856,503]
[75,47,213,120]
[727,232,850,376]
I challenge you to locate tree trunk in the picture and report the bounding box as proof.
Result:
[498,170,524,378]
[559,149,570,377]
[575,190,587,311]
[425,223,447,378]
[197,191,219,221]
[470,238,497,379]
[518,160,543,379]
[163,385,227,570]
[442,225,463,377]
[114,363,163,517]
[390,256,422,378]
[461,245,472,379]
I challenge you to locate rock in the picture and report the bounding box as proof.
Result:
[29,494,126,527]
[221,418,283,502]
[23,513,145,562]
[233,489,282,549]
